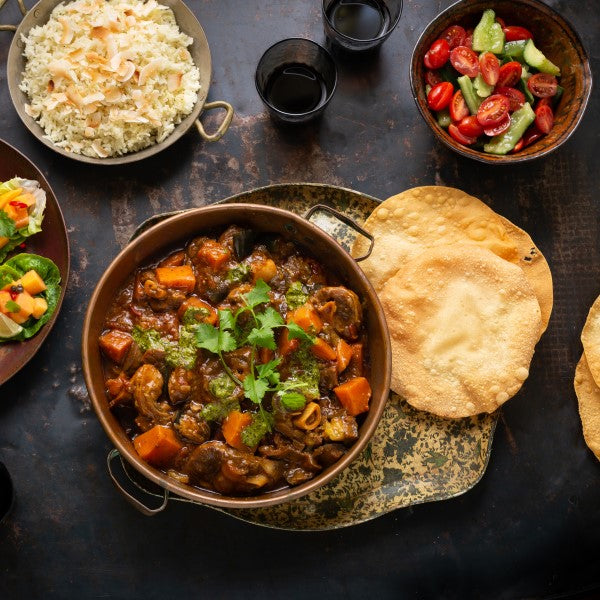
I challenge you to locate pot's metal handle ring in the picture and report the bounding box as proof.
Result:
[195,100,234,143]
[0,0,27,31]
[304,203,374,262]
[106,449,169,516]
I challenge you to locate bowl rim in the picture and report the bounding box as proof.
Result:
[81,202,392,509]
[409,0,594,164]
[6,0,212,165]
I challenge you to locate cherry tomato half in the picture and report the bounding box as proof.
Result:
[535,103,554,134]
[484,115,511,136]
[441,25,466,49]
[497,62,523,88]
[503,25,533,42]
[450,46,479,78]
[457,115,484,138]
[522,125,545,147]
[425,69,443,87]
[449,90,470,122]
[511,137,525,153]
[495,86,525,112]
[476,94,510,127]
[479,52,500,86]
[463,29,474,49]
[427,81,454,111]
[448,123,476,146]
[527,73,558,98]
[424,39,450,70]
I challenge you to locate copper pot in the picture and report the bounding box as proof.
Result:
[81,203,391,511]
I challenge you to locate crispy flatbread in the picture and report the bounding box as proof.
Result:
[574,354,600,461]
[580,294,600,386]
[379,245,542,418]
[352,186,552,333]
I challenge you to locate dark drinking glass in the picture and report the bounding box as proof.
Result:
[255,38,337,124]
[322,0,403,52]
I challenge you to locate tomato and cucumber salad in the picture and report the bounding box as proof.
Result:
[423,8,562,155]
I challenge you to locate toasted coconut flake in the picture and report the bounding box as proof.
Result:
[91,25,110,40]
[125,15,136,27]
[58,17,74,45]
[87,112,101,128]
[24,103,41,118]
[84,126,95,138]
[115,60,135,83]
[83,102,99,115]
[103,86,123,103]
[82,91,105,105]
[109,50,136,72]
[91,140,108,157]
[65,85,85,109]
[48,59,77,82]
[85,51,108,65]
[138,58,164,86]
[167,72,182,92]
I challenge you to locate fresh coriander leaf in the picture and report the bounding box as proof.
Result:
[218,309,237,332]
[0,212,16,239]
[247,325,276,350]
[257,306,284,329]
[5,300,21,313]
[256,358,281,380]
[280,392,306,411]
[194,322,220,354]
[243,279,271,309]
[286,322,316,344]
[243,373,269,404]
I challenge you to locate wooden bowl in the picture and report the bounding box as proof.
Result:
[410,0,593,163]
[81,203,391,509]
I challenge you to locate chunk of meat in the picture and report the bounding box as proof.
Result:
[175,410,210,444]
[313,286,362,340]
[313,443,346,467]
[130,364,173,426]
[184,441,283,494]
[105,371,132,408]
[168,367,193,404]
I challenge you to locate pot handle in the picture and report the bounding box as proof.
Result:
[195,100,234,142]
[0,0,27,31]
[304,204,374,262]
[106,449,169,516]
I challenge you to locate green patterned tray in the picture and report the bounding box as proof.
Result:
[126,183,498,530]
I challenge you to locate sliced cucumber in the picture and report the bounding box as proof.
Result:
[484,103,535,155]
[523,39,561,76]
[436,108,451,128]
[472,9,505,54]
[503,40,528,61]
[473,74,494,98]
[458,75,482,115]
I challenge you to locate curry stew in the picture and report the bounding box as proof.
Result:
[99,225,371,496]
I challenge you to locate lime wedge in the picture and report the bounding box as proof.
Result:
[0,313,23,339]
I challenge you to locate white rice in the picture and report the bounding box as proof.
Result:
[19,0,201,158]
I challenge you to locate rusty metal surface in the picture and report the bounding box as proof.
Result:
[0,0,599,598]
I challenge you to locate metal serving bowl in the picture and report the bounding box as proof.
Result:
[7,0,233,165]
[81,203,392,510]
[410,0,593,164]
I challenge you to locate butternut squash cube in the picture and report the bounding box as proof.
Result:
[7,292,34,324]
[20,270,47,295]
[31,297,48,319]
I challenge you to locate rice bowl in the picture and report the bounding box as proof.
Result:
[19,0,201,158]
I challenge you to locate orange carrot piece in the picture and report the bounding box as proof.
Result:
[99,330,133,364]
[197,239,231,270]
[278,328,299,357]
[177,297,218,325]
[287,304,323,334]
[333,376,372,416]
[311,337,337,361]
[222,410,253,450]
[336,338,354,373]
[155,265,196,292]
[134,425,183,467]
[259,347,275,364]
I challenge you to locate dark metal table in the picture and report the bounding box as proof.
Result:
[1,1,599,598]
